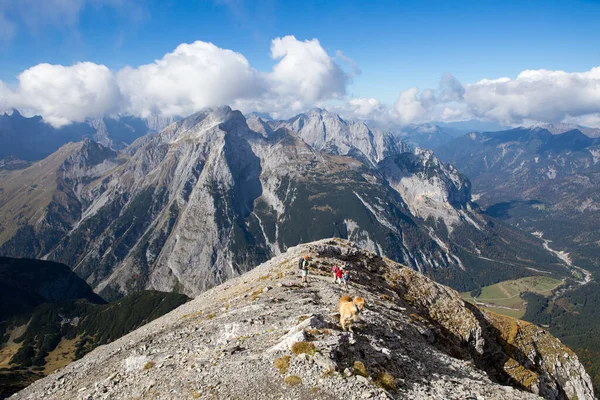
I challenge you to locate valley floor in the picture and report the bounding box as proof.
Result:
[461,276,563,319]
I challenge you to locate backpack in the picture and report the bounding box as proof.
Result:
[298,257,304,269]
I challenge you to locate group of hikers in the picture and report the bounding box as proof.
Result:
[298,254,350,289]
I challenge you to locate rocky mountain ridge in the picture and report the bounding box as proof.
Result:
[526,122,600,138]
[0,109,177,162]
[266,108,410,166]
[0,106,572,300]
[9,239,594,400]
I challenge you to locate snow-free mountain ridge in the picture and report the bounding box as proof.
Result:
[0,107,575,301]
[9,239,594,400]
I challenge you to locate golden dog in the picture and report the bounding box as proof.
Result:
[338,295,366,332]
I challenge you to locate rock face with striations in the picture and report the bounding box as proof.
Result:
[9,239,593,400]
[268,108,409,166]
[0,107,573,299]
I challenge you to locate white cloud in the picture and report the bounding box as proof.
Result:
[387,75,469,125]
[393,88,428,124]
[2,31,600,130]
[438,73,465,102]
[380,66,600,127]
[464,67,600,125]
[269,36,348,104]
[117,41,264,118]
[348,98,384,117]
[0,36,350,126]
[564,113,600,129]
[9,62,122,127]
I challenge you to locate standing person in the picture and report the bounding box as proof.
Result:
[300,255,310,285]
[343,268,350,290]
[335,265,343,284]
[331,264,341,283]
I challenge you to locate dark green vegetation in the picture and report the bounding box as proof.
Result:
[252,153,569,293]
[0,156,29,171]
[0,258,189,398]
[0,257,104,321]
[523,283,600,393]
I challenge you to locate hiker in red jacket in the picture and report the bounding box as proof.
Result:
[332,264,343,284]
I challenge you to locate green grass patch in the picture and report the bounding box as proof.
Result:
[353,361,368,377]
[291,341,316,356]
[461,276,562,319]
[144,361,155,370]
[274,356,290,374]
[284,375,302,386]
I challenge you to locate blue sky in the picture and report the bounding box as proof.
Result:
[1,0,600,127]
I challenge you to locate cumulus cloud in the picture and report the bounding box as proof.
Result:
[8,62,122,127]
[464,67,600,125]
[382,66,600,127]
[117,41,264,118]
[269,36,348,103]
[0,35,350,126]
[387,67,600,126]
[3,31,600,129]
[393,88,429,124]
[438,73,465,102]
[347,98,384,117]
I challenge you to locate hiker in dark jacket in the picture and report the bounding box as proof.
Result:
[299,254,310,285]
[342,267,350,290]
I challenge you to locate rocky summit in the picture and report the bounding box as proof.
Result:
[11,239,593,400]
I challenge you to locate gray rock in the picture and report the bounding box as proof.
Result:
[8,239,592,400]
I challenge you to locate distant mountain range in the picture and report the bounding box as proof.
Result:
[4,107,599,164]
[526,122,600,138]
[0,107,573,301]
[0,109,178,162]
[436,126,600,271]
[3,107,600,397]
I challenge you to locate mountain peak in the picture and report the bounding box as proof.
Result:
[158,105,249,142]
[300,107,344,121]
[525,122,600,138]
[2,108,21,118]
[11,239,593,400]
[269,107,406,165]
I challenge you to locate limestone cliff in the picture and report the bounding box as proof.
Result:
[0,107,572,300]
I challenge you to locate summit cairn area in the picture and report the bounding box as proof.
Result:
[11,239,594,400]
